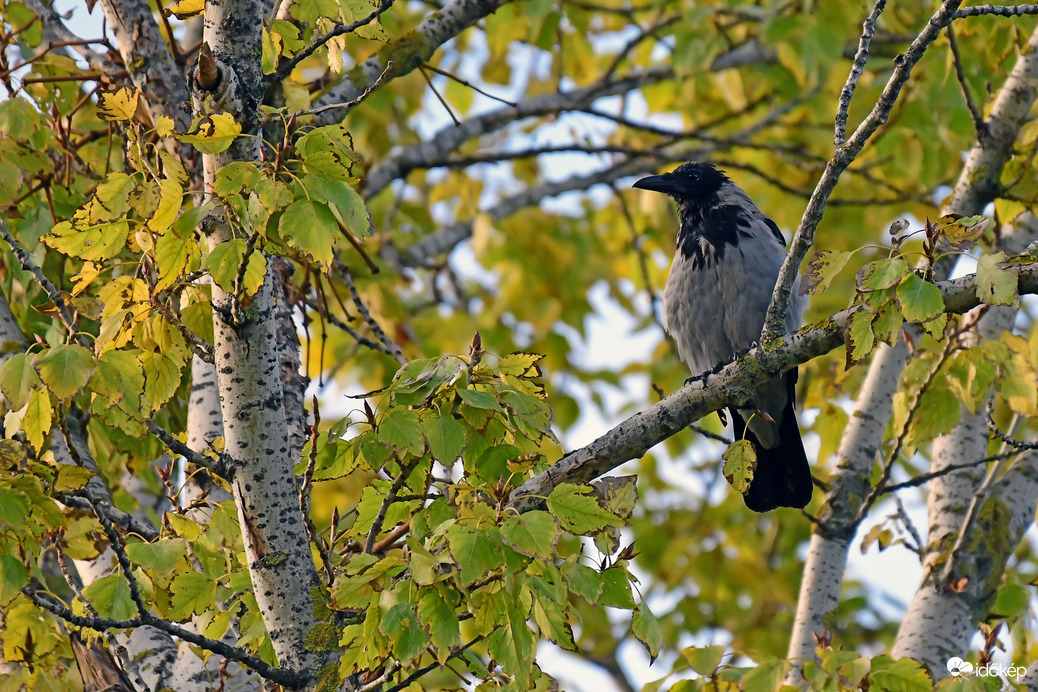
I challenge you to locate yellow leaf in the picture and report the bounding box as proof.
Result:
[97,87,139,122]
[167,0,204,18]
[155,116,175,137]
[177,113,242,155]
[149,177,183,233]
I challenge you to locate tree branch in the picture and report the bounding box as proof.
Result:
[363,66,672,197]
[834,0,887,147]
[146,419,229,479]
[24,587,308,688]
[508,261,1038,513]
[312,0,517,127]
[953,4,1038,19]
[762,0,964,344]
[269,0,394,86]
[96,0,193,130]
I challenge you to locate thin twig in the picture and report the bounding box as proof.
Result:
[146,419,229,479]
[300,397,334,586]
[338,263,406,364]
[854,335,958,523]
[284,61,394,120]
[762,0,966,344]
[364,469,409,553]
[303,294,398,358]
[946,24,985,140]
[231,230,262,324]
[421,63,516,107]
[881,450,1021,492]
[613,183,663,330]
[418,65,460,125]
[24,587,308,687]
[90,498,147,615]
[835,0,887,147]
[0,219,76,333]
[985,398,1038,450]
[380,636,483,692]
[940,403,1021,583]
[271,0,394,85]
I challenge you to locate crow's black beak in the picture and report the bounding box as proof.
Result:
[633,173,682,195]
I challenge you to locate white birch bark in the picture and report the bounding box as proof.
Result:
[785,24,1038,681]
[195,1,322,674]
[891,220,1038,673]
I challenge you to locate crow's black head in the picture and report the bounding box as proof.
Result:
[633,162,728,203]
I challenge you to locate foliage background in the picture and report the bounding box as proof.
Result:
[0,0,1037,689]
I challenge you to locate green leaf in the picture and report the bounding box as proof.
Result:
[418,588,460,663]
[278,198,339,268]
[0,352,39,410]
[381,604,428,665]
[599,567,636,609]
[740,660,787,692]
[213,162,261,197]
[500,511,559,559]
[721,439,756,496]
[378,408,424,457]
[207,238,267,295]
[446,525,501,586]
[0,488,29,525]
[53,466,93,493]
[547,483,622,534]
[169,571,217,620]
[991,582,1030,618]
[867,655,932,692]
[683,645,726,674]
[305,175,373,238]
[484,593,535,687]
[422,412,465,463]
[858,257,909,291]
[0,554,28,605]
[632,599,662,662]
[562,562,603,604]
[976,251,1018,306]
[896,272,944,323]
[82,574,138,620]
[456,387,503,411]
[845,308,876,367]
[34,344,95,400]
[872,300,904,346]
[126,538,186,573]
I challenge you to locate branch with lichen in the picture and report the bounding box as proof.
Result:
[508,260,1038,513]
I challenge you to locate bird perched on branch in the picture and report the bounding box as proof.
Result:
[634,162,812,512]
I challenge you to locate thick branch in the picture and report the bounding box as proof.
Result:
[96,0,192,129]
[508,262,1038,512]
[363,66,672,197]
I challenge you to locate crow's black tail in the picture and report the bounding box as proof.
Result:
[729,372,812,513]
